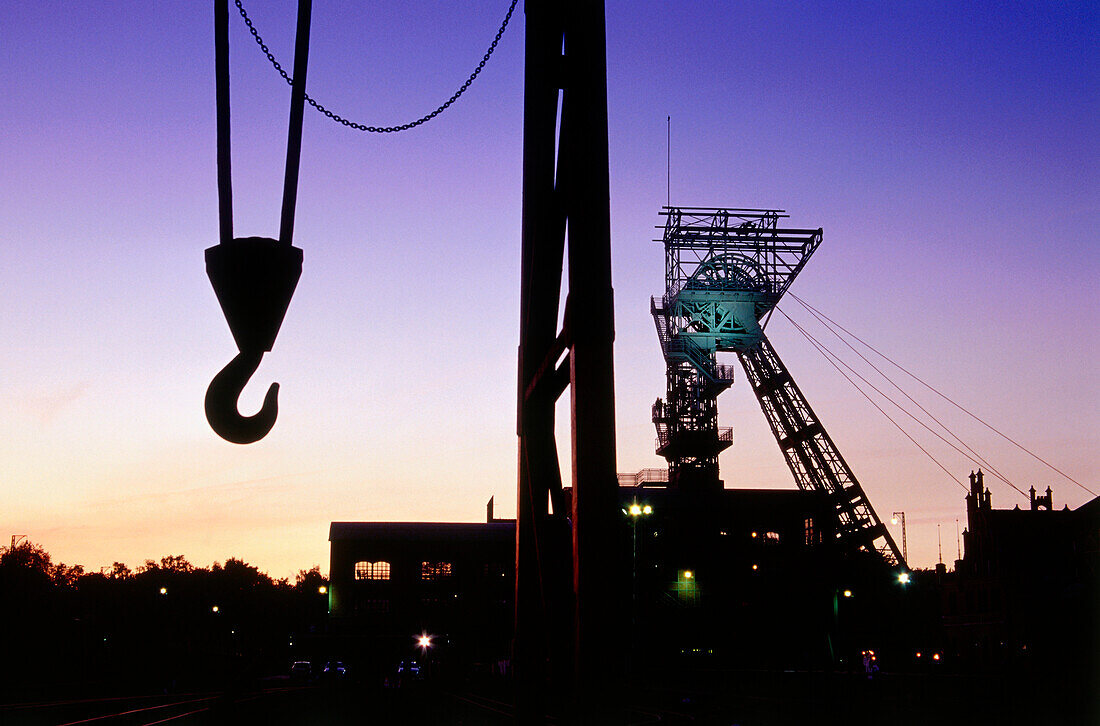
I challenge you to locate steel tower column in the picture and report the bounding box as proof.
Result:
[516,0,622,721]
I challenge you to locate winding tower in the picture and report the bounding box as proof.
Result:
[652,207,903,566]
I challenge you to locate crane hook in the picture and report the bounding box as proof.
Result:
[205,351,279,444]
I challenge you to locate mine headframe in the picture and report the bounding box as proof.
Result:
[652,206,904,567]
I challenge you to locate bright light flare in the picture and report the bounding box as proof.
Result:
[642,504,652,515]
[842,589,852,598]
[416,633,433,650]
[898,572,910,585]
[629,504,642,516]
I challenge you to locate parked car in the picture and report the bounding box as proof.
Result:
[397,660,420,677]
[321,661,348,681]
[290,661,312,682]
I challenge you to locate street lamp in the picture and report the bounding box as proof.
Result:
[891,512,907,564]
[627,501,653,626]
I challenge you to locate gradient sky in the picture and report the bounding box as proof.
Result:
[2,1,1096,579]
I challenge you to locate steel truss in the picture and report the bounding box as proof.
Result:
[652,207,820,484]
[739,335,903,566]
[652,206,903,567]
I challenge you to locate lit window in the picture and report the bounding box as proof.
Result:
[764,531,780,544]
[354,561,391,580]
[804,518,815,546]
[421,561,454,580]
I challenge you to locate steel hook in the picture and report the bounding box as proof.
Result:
[205,351,279,444]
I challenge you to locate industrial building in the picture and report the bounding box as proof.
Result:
[939,470,1099,672]
[326,472,879,673]
[327,519,514,676]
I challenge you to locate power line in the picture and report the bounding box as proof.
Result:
[789,293,1096,498]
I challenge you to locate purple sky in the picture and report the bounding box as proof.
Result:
[2,1,1096,578]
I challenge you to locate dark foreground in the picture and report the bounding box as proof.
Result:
[2,668,1095,726]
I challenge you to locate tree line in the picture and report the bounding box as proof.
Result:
[0,540,329,699]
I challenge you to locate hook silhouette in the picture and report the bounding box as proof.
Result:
[204,0,310,444]
[205,351,279,445]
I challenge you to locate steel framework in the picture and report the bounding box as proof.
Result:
[739,335,902,566]
[515,0,623,721]
[652,207,903,566]
[652,208,820,484]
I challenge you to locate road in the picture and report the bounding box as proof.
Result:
[2,669,1094,725]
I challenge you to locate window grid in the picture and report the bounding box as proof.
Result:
[354,560,391,580]
[421,561,454,580]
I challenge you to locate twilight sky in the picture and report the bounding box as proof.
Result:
[2,1,1096,578]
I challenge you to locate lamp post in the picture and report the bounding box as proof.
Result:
[626,502,652,626]
[891,512,907,565]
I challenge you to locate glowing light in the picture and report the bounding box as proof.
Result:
[683,570,693,579]
[843,590,852,598]
[751,564,758,571]
[642,504,652,515]
[159,587,167,595]
[891,516,898,525]
[211,605,219,613]
[629,504,642,516]
[916,652,922,658]
[751,532,758,538]
[898,572,910,585]
[933,653,941,661]
[318,585,328,594]
[417,633,433,650]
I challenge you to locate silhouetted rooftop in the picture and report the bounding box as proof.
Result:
[329,521,513,543]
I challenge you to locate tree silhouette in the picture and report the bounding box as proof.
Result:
[0,541,330,697]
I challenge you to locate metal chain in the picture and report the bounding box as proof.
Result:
[233,0,518,133]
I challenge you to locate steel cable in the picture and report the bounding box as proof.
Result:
[789,293,1095,498]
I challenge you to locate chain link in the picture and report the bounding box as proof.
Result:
[233,0,517,133]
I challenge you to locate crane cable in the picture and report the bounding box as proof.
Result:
[776,308,969,493]
[788,297,1022,498]
[233,0,518,133]
[789,293,1096,499]
[779,307,1032,500]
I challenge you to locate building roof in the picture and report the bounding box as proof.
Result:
[329,521,514,543]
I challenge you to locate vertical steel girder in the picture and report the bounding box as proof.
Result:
[738,334,904,567]
[516,0,622,721]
